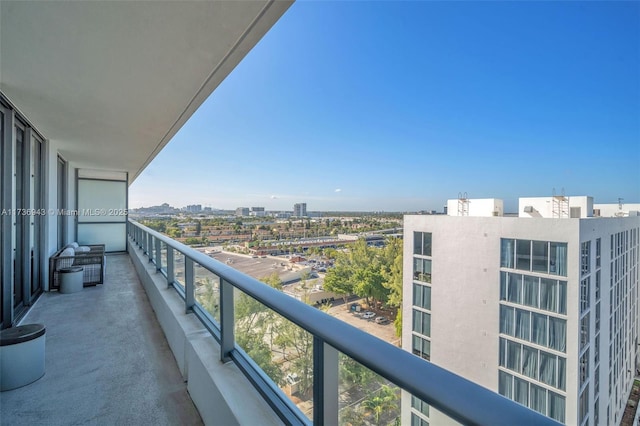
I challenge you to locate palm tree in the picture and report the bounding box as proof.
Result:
[361,385,398,426]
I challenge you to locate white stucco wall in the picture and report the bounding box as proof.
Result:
[446,198,503,217]
[519,196,593,218]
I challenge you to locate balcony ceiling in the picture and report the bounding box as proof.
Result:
[0,0,292,181]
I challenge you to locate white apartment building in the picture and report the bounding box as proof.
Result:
[402,196,640,426]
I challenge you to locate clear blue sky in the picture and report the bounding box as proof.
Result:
[129,0,640,213]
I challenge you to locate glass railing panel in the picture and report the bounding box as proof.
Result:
[338,352,401,426]
[173,251,185,290]
[160,242,167,274]
[234,288,314,421]
[195,266,220,323]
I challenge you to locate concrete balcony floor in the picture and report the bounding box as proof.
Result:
[0,254,203,426]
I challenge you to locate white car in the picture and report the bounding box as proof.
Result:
[361,311,375,319]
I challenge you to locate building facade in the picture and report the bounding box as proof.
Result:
[402,196,640,426]
[293,202,307,218]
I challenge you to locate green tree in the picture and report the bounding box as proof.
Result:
[362,385,399,426]
[274,318,314,396]
[340,355,376,392]
[381,237,403,336]
[234,274,284,385]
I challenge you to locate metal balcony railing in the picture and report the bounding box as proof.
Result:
[127,219,560,426]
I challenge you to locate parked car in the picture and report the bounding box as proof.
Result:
[361,311,375,319]
[375,316,390,324]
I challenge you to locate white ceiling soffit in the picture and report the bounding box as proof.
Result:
[0,0,292,182]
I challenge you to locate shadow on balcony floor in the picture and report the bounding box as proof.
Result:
[0,254,203,426]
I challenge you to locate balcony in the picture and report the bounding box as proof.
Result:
[0,254,203,425]
[0,218,562,425]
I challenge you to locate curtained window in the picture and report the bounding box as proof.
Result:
[514,376,529,406]
[498,370,513,399]
[530,384,547,416]
[548,392,565,423]
[508,274,523,304]
[540,278,558,313]
[549,242,568,277]
[539,351,556,387]
[501,239,515,268]
[549,317,567,352]
[500,305,515,336]
[523,275,539,308]
[522,346,538,380]
[516,309,531,341]
[532,313,548,347]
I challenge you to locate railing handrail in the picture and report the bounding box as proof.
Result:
[128,219,561,426]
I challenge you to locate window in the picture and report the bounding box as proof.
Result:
[558,281,567,314]
[501,239,515,268]
[413,258,431,283]
[530,384,547,416]
[412,309,431,336]
[595,301,601,332]
[514,376,529,406]
[596,238,601,268]
[503,239,566,276]
[547,392,565,423]
[579,388,589,424]
[580,277,590,313]
[532,241,549,273]
[499,370,513,398]
[580,349,590,388]
[515,309,531,341]
[500,305,515,336]
[532,313,548,346]
[516,239,531,271]
[413,283,431,310]
[523,275,539,308]
[581,314,590,350]
[581,241,591,276]
[412,335,430,361]
[549,242,568,276]
[411,413,429,426]
[413,232,432,256]
[508,274,523,304]
[548,317,566,352]
[539,351,557,388]
[506,340,522,371]
[411,395,429,417]
[522,345,538,379]
[595,270,601,300]
[540,278,558,313]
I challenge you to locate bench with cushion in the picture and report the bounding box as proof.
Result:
[49,243,105,290]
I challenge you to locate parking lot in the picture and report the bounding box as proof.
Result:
[327,300,400,346]
[198,249,400,347]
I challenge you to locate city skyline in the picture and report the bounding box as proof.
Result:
[129,1,640,213]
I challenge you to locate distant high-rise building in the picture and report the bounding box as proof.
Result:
[402,195,640,426]
[235,207,249,217]
[293,203,307,217]
[185,204,202,213]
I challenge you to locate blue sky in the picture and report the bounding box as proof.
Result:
[129,1,640,213]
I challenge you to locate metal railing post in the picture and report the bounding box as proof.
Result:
[146,232,152,259]
[166,246,175,288]
[220,279,234,363]
[185,257,195,313]
[155,237,162,271]
[313,338,339,425]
